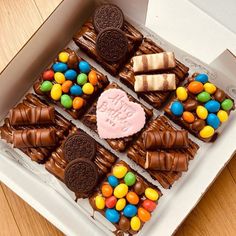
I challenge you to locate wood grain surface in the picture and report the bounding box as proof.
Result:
[0,0,236,235]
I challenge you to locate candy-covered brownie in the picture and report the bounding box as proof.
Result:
[34,49,109,119]
[0,93,72,163]
[127,116,199,189]
[165,73,235,142]
[119,38,189,108]
[80,82,153,152]
[89,160,162,234]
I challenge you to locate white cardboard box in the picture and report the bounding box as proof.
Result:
[0,0,236,235]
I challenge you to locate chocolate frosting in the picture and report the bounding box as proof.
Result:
[145,151,189,172]
[143,130,189,150]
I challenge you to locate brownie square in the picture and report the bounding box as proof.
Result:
[127,116,199,189]
[34,48,109,119]
[80,82,153,152]
[119,38,189,109]
[0,93,73,163]
[73,19,143,76]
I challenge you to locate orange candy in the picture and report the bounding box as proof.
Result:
[138,207,151,222]
[182,111,195,123]
[187,81,204,94]
[72,97,84,110]
[88,70,98,85]
[126,192,139,205]
[62,80,73,93]
[101,184,113,197]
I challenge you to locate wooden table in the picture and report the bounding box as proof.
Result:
[0,0,236,235]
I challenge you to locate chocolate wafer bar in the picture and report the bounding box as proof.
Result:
[127,116,199,189]
[80,82,153,151]
[119,38,189,108]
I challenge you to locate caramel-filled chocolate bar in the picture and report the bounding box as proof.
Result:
[0,94,72,163]
[73,19,143,75]
[119,38,189,108]
[127,116,199,189]
[143,130,189,149]
[80,82,153,152]
[145,151,189,172]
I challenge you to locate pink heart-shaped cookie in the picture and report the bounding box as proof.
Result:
[96,88,146,139]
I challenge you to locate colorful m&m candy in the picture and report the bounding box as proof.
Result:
[170,101,184,116]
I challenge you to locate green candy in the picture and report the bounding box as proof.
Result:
[77,73,88,85]
[40,81,53,92]
[197,92,211,103]
[60,94,72,109]
[124,172,136,186]
[221,99,233,111]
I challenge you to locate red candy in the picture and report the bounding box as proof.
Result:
[142,199,156,212]
[105,196,117,208]
[43,69,54,80]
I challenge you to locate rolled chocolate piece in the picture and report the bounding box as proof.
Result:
[132,52,176,73]
[145,151,189,172]
[143,130,189,149]
[9,106,55,126]
[13,128,56,148]
[134,74,176,92]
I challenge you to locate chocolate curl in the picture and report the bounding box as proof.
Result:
[143,130,189,150]
[145,151,189,172]
[9,106,55,126]
[13,128,56,148]
[132,52,176,73]
[134,74,176,92]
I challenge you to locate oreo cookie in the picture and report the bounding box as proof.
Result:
[63,133,96,162]
[64,158,98,193]
[93,4,124,33]
[96,28,128,62]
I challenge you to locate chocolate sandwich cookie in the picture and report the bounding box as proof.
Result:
[93,4,124,33]
[63,133,96,162]
[96,28,128,62]
[64,158,98,194]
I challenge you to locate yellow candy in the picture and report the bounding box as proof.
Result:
[196,105,208,120]
[199,126,215,139]
[95,195,105,210]
[58,52,69,63]
[204,82,216,94]
[54,72,66,84]
[217,110,228,122]
[114,184,128,198]
[51,84,62,101]
[82,83,94,95]
[116,198,126,211]
[130,216,141,231]
[145,188,159,201]
[113,165,128,179]
[176,87,188,101]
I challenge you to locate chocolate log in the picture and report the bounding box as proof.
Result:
[132,52,176,73]
[143,130,189,150]
[13,128,56,148]
[9,106,55,126]
[145,151,189,172]
[134,74,176,92]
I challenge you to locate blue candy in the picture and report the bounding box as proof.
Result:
[65,69,77,80]
[207,113,220,129]
[205,100,220,113]
[195,73,208,84]
[170,101,184,116]
[108,175,119,187]
[123,204,137,218]
[52,62,68,72]
[70,85,83,96]
[105,209,120,223]
[79,61,91,74]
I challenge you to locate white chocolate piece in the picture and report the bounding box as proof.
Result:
[134,74,176,92]
[132,52,176,73]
